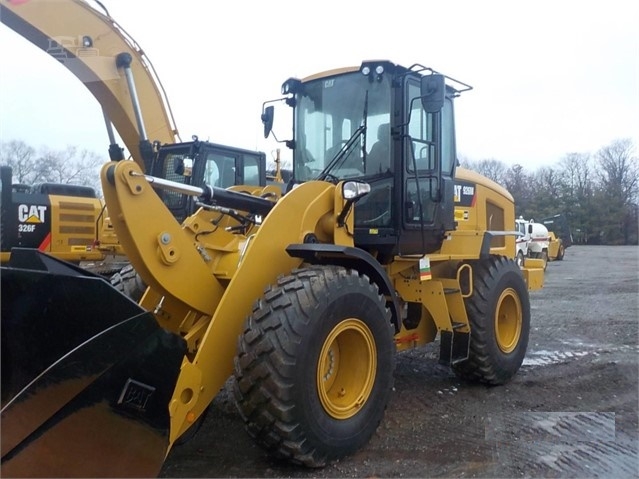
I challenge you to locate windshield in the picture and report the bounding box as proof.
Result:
[294,71,392,182]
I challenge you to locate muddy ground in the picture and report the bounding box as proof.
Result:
[160,245,639,478]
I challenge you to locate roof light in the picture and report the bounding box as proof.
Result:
[281,78,302,95]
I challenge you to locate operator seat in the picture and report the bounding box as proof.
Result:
[220,162,236,188]
[366,123,391,175]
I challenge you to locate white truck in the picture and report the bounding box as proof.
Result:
[515,216,550,269]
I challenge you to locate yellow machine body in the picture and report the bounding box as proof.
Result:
[1,45,546,475]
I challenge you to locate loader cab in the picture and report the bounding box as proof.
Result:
[266,61,470,261]
[150,140,268,222]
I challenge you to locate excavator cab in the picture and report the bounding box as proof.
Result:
[264,61,472,260]
[149,140,268,222]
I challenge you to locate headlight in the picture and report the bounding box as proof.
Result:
[342,181,371,200]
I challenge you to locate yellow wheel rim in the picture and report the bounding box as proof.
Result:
[494,288,522,353]
[317,318,376,420]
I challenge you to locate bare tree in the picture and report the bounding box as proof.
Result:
[533,166,563,199]
[503,164,534,217]
[559,152,594,201]
[527,166,566,218]
[557,152,594,243]
[596,138,639,207]
[0,140,37,184]
[462,158,508,185]
[595,139,639,244]
[0,141,103,193]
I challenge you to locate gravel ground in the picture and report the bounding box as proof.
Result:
[160,245,639,478]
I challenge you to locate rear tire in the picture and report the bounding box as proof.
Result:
[556,243,565,261]
[452,256,530,385]
[232,265,395,467]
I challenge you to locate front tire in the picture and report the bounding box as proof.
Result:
[540,249,549,270]
[452,256,530,385]
[232,265,395,467]
[110,263,146,302]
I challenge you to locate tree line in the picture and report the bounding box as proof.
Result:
[460,138,638,245]
[0,140,104,194]
[2,137,637,245]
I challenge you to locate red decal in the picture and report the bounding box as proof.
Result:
[38,232,51,252]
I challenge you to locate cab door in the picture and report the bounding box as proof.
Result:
[398,77,457,255]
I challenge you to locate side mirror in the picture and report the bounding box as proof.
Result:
[261,105,274,139]
[421,74,445,113]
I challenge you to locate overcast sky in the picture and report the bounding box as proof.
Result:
[1,0,638,171]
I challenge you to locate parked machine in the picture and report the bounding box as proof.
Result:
[0,165,108,264]
[515,216,550,269]
[0,0,268,274]
[1,45,545,479]
[541,213,573,261]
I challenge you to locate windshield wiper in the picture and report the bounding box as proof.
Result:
[315,125,365,182]
[316,91,369,182]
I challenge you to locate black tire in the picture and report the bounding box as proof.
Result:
[516,250,525,267]
[232,265,395,467]
[110,263,147,302]
[452,256,530,385]
[541,249,549,270]
[556,243,565,261]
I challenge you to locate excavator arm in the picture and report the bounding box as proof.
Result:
[0,0,180,170]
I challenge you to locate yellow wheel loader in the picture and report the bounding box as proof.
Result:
[1,60,544,477]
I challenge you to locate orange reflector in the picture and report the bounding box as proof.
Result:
[186,411,196,423]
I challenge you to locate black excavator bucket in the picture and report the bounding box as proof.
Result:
[1,249,186,478]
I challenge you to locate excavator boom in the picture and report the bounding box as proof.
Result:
[0,0,180,168]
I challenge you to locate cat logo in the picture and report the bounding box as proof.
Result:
[18,204,47,223]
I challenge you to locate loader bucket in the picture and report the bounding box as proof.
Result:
[1,248,186,478]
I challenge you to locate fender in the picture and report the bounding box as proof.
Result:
[286,243,401,333]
